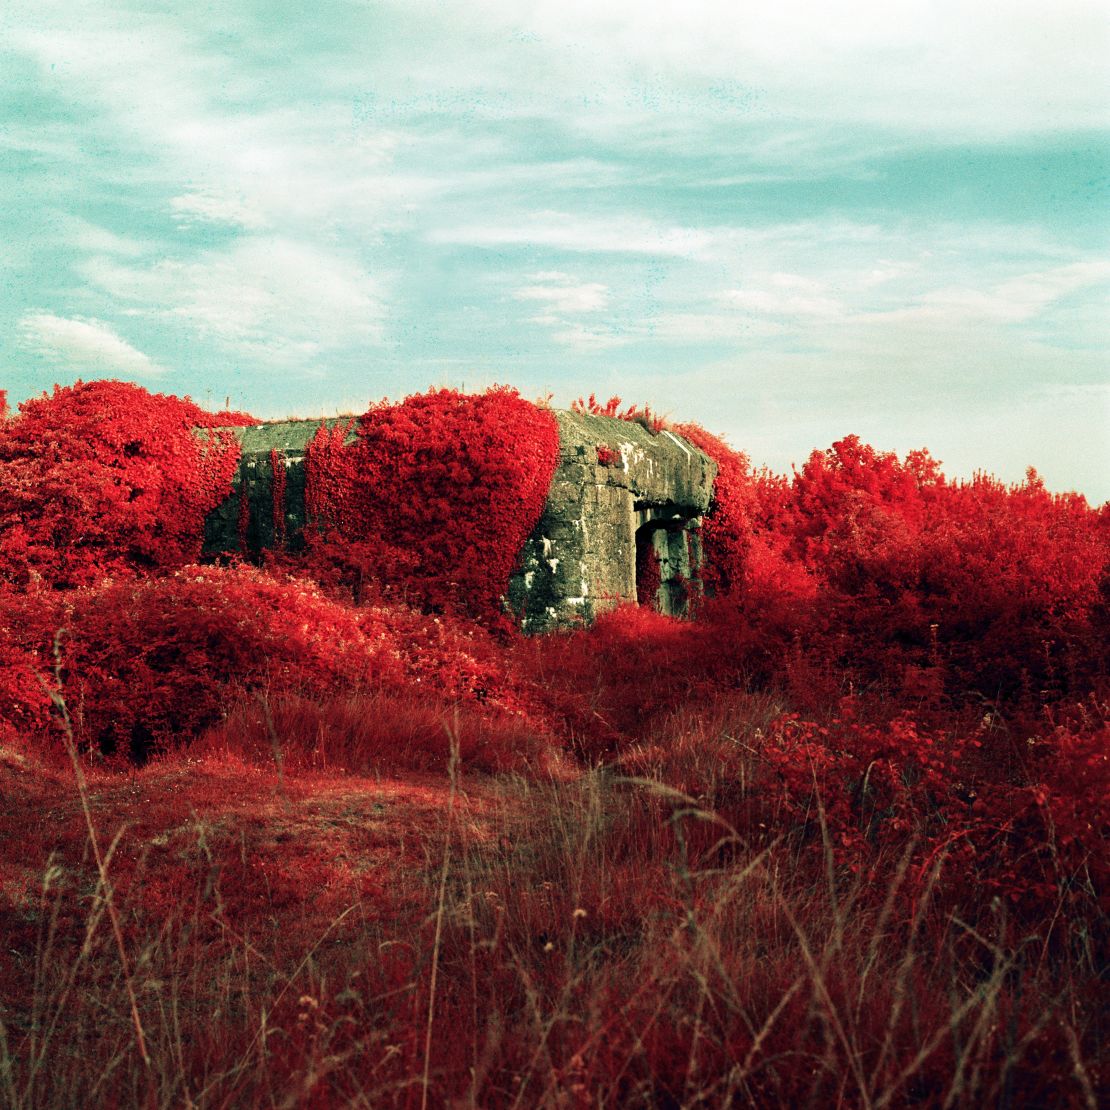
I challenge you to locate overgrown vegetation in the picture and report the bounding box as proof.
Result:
[0,379,1104,1107]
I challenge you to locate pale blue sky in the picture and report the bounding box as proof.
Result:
[3,0,1108,499]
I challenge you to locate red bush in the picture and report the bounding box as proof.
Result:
[44,565,402,761]
[514,605,718,757]
[303,387,560,623]
[0,629,52,752]
[674,422,811,613]
[749,704,1108,936]
[573,393,666,434]
[0,380,250,588]
[783,440,1109,700]
[0,563,554,767]
[672,424,1108,706]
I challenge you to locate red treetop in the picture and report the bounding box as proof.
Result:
[0,379,251,588]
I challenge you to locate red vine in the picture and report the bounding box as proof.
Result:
[270,449,287,546]
[303,388,560,623]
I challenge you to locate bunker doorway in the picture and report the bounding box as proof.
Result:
[635,520,691,617]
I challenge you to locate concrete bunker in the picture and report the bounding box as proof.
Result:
[203,409,716,631]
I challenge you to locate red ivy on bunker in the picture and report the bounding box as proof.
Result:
[304,386,560,623]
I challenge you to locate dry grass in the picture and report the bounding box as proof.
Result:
[0,692,1103,1108]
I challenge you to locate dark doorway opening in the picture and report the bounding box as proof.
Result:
[635,520,691,616]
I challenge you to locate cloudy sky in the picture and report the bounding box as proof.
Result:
[3,0,1108,499]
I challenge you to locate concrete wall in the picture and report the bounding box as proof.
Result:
[203,410,716,630]
[505,411,716,630]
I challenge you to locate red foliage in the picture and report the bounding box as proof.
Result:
[736,702,1109,934]
[674,424,1108,705]
[47,565,403,761]
[0,633,51,752]
[781,439,1109,700]
[302,418,354,532]
[198,687,553,774]
[596,443,622,467]
[674,422,809,610]
[2,563,553,768]
[0,381,1104,1105]
[237,481,251,554]
[270,448,287,546]
[303,388,560,623]
[0,380,249,588]
[211,407,260,427]
[572,393,666,434]
[515,605,711,757]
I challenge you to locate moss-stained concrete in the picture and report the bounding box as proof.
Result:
[203,410,716,630]
[505,411,715,631]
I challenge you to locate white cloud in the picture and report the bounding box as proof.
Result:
[858,259,1110,328]
[171,191,268,230]
[79,236,385,360]
[19,313,167,377]
[515,275,610,314]
[9,14,417,234]
[648,312,789,343]
[548,324,628,351]
[721,273,842,318]
[62,217,150,257]
[511,271,623,348]
[429,212,713,258]
[418,0,1110,135]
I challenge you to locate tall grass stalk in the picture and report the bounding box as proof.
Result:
[47,639,150,1070]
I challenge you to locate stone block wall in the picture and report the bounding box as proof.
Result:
[505,411,716,630]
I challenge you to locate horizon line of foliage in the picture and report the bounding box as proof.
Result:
[0,378,1105,713]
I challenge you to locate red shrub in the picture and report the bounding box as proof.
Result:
[303,387,559,623]
[44,565,400,761]
[0,380,250,588]
[361,603,544,723]
[668,423,816,688]
[0,618,52,751]
[674,422,810,613]
[1,564,554,768]
[673,424,1108,706]
[783,441,1109,700]
[514,605,718,757]
[573,393,666,434]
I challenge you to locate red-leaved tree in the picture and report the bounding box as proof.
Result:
[0,380,253,589]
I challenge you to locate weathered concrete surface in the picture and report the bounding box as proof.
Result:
[505,411,715,630]
[203,410,716,630]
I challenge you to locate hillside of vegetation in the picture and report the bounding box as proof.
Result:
[0,379,1105,1109]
